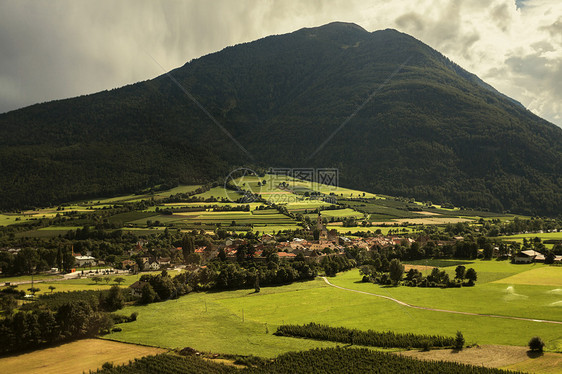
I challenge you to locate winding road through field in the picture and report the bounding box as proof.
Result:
[321,277,562,325]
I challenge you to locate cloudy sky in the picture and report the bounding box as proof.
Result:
[1,0,561,126]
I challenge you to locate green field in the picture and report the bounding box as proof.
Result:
[90,185,204,204]
[491,266,562,286]
[0,214,36,226]
[326,225,419,235]
[497,232,562,241]
[107,261,562,356]
[1,271,182,296]
[192,186,240,200]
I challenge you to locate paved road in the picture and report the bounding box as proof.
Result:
[321,277,562,325]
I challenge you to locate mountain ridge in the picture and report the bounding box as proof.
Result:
[0,22,561,215]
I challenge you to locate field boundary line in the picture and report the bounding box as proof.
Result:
[321,277,562,325]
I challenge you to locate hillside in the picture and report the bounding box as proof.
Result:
[1,22,561,215]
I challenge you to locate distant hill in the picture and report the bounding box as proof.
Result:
[1,22,561,215]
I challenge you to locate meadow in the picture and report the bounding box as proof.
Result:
[107,261,562,357]
[2,270,182,297]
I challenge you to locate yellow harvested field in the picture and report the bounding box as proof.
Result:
[399,344,562,371]
[415,211,441,216]
[404,264,435,272]
[503,352,562,373]
[0,339,167,374]
[492,267,562,287]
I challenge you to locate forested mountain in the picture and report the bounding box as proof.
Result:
[1,22,561,215]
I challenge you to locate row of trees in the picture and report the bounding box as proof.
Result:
[92,347,516,374]
[360,260,478,288]
[274,323,458,349]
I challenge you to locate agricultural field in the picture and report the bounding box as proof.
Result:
[107,261,562,358]
[491,266,562,287]
[327,262,562,324]
[0,214,36,226]
[303,208,365,221]
[89,185,204,204]
[497,232,562,241]
[326,225,420,235]
[0,339,167,374]
[0,176,523,239]
[1,271,181,297]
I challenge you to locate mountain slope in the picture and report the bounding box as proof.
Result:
[1,22,561,215]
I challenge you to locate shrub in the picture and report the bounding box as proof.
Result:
[101,362,114,369]
[529,336,545,352]
[455,331,465,350]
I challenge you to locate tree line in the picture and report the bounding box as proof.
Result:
[274,322,457,349]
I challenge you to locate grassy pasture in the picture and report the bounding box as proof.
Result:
[157,202,266,210]
[192,186,243,201]
[0,270,183,296]
[328,267,562,323]
[0,339,167,374]
[382,217,475,225]
[497,232,562,241]
[312,185,380,199]
[326,225,419,235]
[319,208,364,219]
[109,262,562,356]
[89,185,204,204]
[250,224,302,233]
[0,214,36,226]
[284,201,335,211]
[0,273,63,284]
[491,266,562,286]
[107,211,159,224]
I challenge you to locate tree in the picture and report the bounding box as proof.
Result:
[140,283,157,304]
[62,249,76,273]
[92,276,103,284]
[27,287,40,296]
[104,276,112,284]
[465,268,477,282]
[0,295,17,314]
[218,248,227,262]
[544,251,555,264]
[114,277,125,285]
[312,229,320,241]
[48,285,56,293]
[182,235,195,264]
[454,331,465,350]
[389,259,404,286]
[454,265,465,280]
[482,244,493,259]
[528,336,545,352]
[103,285,124,311]
[14,247,39,275]
[254,271,261,293]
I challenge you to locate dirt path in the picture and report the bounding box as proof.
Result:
[321,277,562,325]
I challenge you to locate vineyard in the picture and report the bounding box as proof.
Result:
[274,323,457,349]
[92,348,522,374]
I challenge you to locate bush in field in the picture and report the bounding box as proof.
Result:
[528,336,545,352]
[455,331,465,350]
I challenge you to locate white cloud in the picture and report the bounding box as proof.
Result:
[0,0,561,126]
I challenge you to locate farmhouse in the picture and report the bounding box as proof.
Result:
[513,249,545,263]
[129,281,149,297]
